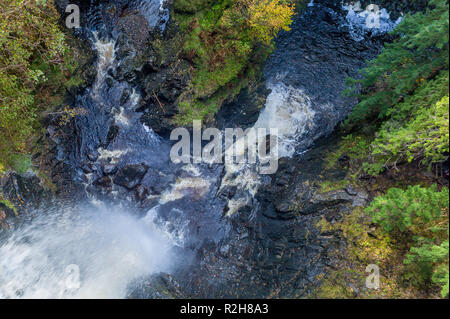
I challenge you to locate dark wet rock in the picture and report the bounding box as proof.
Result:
[139,62,189,136]
[217,185,237,200]
[216,83,270,130]
[105,77,114,88]
[116,9,152,54]
[0,202,19,238]
[87,152,99,162]
[289,228,308,245]
[134,184,149,202]
[261,205,278,219]
[82,163,94,174]
[140,169,175,195]
[0,173,49,209]
[102,164,118,175]
[93,176,112,188]
[105,125,119,148]
[120,88,131,105]
[136,20,190,137]
[126,273,186,299]
[115,55,138,82]
[275,200,297,215]
[113,164,148,190]
[307,189,354,211]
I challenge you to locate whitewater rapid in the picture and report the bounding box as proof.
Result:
[0,203,174,299]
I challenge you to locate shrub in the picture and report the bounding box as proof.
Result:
[173,0,297,124]
[367,185,449,296]
[366,184,449,233]
[0,0,68,169]
[368,95,449,174]
[343,0,449,175]
[405,236,449,297]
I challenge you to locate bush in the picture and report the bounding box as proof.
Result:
[366,185,449,296]
[0,0,70,169]
[369,95,449,173]
[343,0,449,175]
[405,236,449,297]
[366,184,449,232]
[173,0,297,124]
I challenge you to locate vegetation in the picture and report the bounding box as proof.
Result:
[0,0,83,171]
[172,0,298,124]
[367,185,449,297]
[315,0,449,299]
[314,208,415,298]
[0,198,18,215]
[344,0,449,175]
[367,185,448,233]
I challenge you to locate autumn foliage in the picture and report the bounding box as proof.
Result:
[246,0,295,44]
[173,0,297,123]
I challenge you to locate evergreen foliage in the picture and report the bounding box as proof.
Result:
[367,94,449,174]
[405,236,449,297]
[366,185,449,297]
[346,0,449,123]
[344,0,449,175]
[366,184,449,233]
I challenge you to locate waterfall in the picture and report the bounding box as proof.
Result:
[0,203,174,299]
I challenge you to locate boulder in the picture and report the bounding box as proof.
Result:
[126,273,186,299]
[93,176,112,188]
[113,164,148,190]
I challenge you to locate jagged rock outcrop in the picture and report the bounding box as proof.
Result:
[127,273,186,299]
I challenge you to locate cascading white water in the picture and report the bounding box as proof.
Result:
[0,203,175,299]
[254,82,316,158]
[342,2,402,41]
[91,33,116,96]
[219,82,317,215]
[0,19,177,300]
[218,1,402,216]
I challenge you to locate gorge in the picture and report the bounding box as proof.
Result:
[0,0,447,299]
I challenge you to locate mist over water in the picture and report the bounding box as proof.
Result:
[0,203,175,299]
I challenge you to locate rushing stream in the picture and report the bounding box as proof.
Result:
[0,0,400,298]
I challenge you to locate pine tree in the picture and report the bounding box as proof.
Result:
[366,185,449,232]
[343,0,449,175]
[346,0,449,124]
[367,185,449,296]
